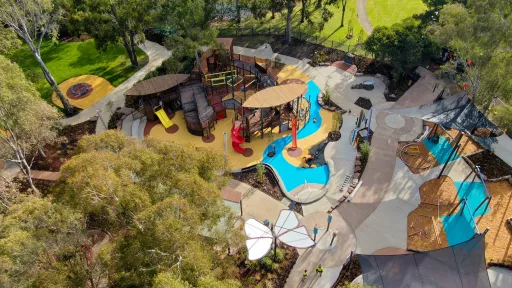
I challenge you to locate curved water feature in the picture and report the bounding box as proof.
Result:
[262,80,330,192]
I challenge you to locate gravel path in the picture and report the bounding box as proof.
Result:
[357,0,374,34]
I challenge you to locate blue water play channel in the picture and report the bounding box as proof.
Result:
[262,80,330,192]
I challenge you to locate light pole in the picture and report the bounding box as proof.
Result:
[330,229,338,246]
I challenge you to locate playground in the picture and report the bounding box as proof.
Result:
[133,38,337,196]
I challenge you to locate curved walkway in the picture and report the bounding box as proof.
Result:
[357,0,373,34]
[59,41,171,133]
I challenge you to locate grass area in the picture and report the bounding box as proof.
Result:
[366,0,427,28]
[217,3,367,52]
[9,39,148,104]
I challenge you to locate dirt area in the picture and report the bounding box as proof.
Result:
[233,245,299,288]
[408,175,512,264]
[232,168,303,215]
[398,122,484,174]
[407,204,451,252]
[425,122,483,156]
[467,150,512,179]
[32,120,97,172]
[354,97,372,110]
[476,181,512,263]
[333,255,362,287]
[419,176,460,206]
[408,176,459,251]
[397,141,438,174]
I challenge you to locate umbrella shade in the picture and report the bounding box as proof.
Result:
[242,84,308,108]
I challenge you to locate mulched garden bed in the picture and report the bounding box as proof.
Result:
[32,120,97,172]
[333,255,362,287]
[354,97,373,110]
[233,245,299,288]
[467,150,512,179]
[232,167,303,215]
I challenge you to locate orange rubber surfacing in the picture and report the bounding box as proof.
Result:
[52,75,115,110]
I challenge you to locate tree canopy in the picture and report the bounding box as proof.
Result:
[428,0,512,110]
[53,131,243,286]
[364,22,439,80]
[0,55,60,192]
[0,0,74,113]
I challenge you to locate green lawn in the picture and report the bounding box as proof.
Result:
[10,39,148,103]
[366,0,427,28]
[219,3,368,53]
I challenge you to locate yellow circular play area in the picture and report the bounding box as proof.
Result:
[52,75,115,110]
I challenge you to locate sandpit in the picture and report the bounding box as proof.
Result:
[52,75,115,110]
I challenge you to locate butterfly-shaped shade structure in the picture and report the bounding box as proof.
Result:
[244,210,315,260]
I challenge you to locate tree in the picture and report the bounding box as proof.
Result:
[0,27,21,56]
[284,0,296,43]
[428,1,512,113]
[0,0,74,114]
[365,23,439,81]
[340,0,349,27]
[54,131,242,286]
[0,56,61,192]
[68,0,156,67]
[0,196,86,287]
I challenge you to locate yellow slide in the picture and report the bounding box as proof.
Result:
[154,109,174,128]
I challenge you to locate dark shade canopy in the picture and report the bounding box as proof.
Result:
[125,74,189,96]
[359,233,491,288]
[385,93,498,132]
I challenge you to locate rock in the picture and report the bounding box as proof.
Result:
[354,166,361,172]
[355,72,364,77]
[388,94,397,99]
[318,62,330,66]
[355,160,362,166]
[89,116,99,122]
[353,172,361,179]
[508,177,512,185]
[356,153,361,160]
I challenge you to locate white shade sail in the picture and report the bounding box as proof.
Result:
[274,210,299,236]
[246,238,273,260]
[278,226,315,248]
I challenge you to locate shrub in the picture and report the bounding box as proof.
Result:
[332,111,343,132]
[323,89,331,104]
[256,162,265,182]
[260,255,278,271]
[360,141,371,160]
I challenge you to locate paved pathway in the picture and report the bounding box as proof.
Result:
[59,41,171,133]
[356,0,373,34]
[488,267,512,288]
[285,211,356,288]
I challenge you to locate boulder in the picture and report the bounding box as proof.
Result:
[355,160,362,166]
[354,166,361,172]
[375,73,390,87]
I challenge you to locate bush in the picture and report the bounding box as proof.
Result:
[332,111,343,132]
[360,141,371,160]
[323,89,331,104]
[256,162,265,182]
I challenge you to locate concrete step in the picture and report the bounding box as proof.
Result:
[131,118,141,138]
[121,116,134,137]
[137,117,147,141]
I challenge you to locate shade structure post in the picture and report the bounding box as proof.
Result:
[459,199,467,216]
[327,212,332,231]
[330,229,338,246]
[261,109,264,139]
[438,131,463,179]
[223,132,228,167]
[313,225,318,243]
[96,109,108,130]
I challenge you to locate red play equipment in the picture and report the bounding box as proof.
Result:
[231,121,246,154]
[291,117,298,149]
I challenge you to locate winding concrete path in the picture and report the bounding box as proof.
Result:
[357,0,373,34]
[59,41,171,133]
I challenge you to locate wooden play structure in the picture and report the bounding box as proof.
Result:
[236,84,310,143]
[125,38,306,140]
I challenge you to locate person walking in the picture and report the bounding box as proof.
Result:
[302,269,308,282]
[316,264,324,276]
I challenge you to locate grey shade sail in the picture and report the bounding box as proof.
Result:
[385,93,498,132]
[358,234,491,288]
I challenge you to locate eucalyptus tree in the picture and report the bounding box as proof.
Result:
[0,0,74,114]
